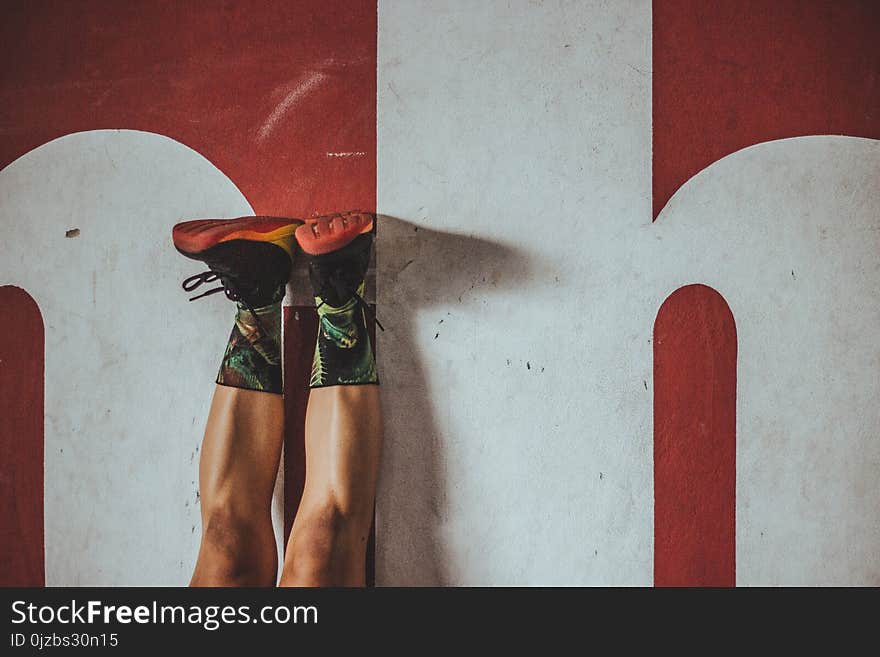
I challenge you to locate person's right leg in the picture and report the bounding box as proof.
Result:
[280,384,382,586]
[279,212,383,586]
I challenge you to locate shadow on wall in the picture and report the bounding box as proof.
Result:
[375,215,538,585]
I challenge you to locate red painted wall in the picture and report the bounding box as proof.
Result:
[0,286,45,586]
[654,285,737,587]
[0,0,376,216]
[653,0,880,218]
[651,0,879,585]
[7,0,869,586]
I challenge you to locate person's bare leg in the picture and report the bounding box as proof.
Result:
[279,211,382,587]
[190,386,283,586]
[280,385,381,586]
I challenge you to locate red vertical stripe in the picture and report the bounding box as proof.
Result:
[0,286,45,586]
[654,285,737,587]
[653,0,880,219]
[365,310,377,587]
[282,307,318,542]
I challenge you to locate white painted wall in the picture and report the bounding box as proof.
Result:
[377,0,654,585]
[376,0,880,585]
[0,130,286,585]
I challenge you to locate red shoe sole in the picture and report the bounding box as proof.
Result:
[296,211,375,256]
[172,216,303,257]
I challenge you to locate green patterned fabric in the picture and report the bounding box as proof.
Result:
[216,301,282,394]
[311,281,378,388]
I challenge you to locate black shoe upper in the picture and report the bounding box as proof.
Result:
[305,233,373,308]
[180,240,291,308]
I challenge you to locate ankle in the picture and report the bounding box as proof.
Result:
[216,300,283,394]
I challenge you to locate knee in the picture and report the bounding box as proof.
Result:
[279,501,370,586]
[193,508,277,587]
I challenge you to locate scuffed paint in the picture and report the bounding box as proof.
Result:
[257,73,329,142]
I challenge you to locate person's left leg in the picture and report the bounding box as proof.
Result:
[190,385,283,586]
[173,216,300,586]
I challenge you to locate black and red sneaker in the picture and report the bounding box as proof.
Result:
[172,216,303,308]
[295,211,382,387]
[295,211,375,306]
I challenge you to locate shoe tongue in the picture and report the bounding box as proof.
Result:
[318,271,357,308]
[214,270,283,308]
[237,280,286,308]
[203,250,286,308]
[309,233,372,308]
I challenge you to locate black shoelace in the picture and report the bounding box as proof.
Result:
[182,267,383,338]
[181,271,269,338]
[182,271,237,302]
